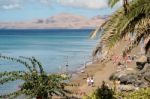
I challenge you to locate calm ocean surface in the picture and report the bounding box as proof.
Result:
[0,29,97,94]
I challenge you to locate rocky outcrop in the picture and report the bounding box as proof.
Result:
[110,64,150,92]
[119,85,137,91]
[109,69,137,82]
[136,55,147,70]
[119,74,137,84]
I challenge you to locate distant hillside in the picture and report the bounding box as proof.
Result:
[0,13,107,29]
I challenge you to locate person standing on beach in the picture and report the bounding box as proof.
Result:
[91,76,94,87]
[87,77,90,86]
[86,74,90,86]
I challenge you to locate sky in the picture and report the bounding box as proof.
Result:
[0,0,119,22]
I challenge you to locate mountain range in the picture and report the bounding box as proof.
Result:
[0,13,107,29]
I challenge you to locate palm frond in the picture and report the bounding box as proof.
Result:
[19,56,37,71]
[32,57,44,74]
[0,71,24,78]
[90,21,107,39]
[0,90,22,99]
[19,56,45,74]
[0,55,33,72]
[123,16,150,56]
[92,0,150,56]
[108,0,120,8]
[0,77,21,85]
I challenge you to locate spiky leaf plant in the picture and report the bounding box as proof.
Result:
[0,55,71,99]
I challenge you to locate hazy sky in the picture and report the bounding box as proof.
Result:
[0,0,119,22]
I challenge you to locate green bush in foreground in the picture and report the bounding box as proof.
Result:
[115,88,150,99]
[83,86,150,99]
[0,55,70,99]
[83,81,114,99]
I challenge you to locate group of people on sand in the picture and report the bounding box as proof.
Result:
[86,75,94,87]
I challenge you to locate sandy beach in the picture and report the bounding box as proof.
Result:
[0,0,149,98]
[69,39,142,98]
[71,61,116,93]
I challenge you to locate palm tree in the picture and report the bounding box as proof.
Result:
[108,0,129,14]
[0,55,70,99]
[91,0,150,57]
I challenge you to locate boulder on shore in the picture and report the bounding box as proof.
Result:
[109,69,137,81]
[119,74,137,84]
[119,85,137,92]
[136,55,147,70]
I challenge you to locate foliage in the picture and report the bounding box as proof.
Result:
[108,0,130,14]
[83,84,150,99]
[114,88,150,99]
[0,55,71,99]
[108,0,120,8]
[83,81,114,99]
[91,0,150,57]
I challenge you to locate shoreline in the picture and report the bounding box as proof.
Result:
[68,39,144,97]
[69,59,117,96]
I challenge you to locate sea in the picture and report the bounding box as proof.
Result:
[0,29,97,94]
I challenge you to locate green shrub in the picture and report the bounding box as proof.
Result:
[83,81,114,99]
[115,88,150,99]
[83,81,150,99]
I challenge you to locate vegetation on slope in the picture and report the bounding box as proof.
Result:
[91,0,150,57]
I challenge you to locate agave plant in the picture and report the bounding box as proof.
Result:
[0,55,70,99]
[91,0,150,57]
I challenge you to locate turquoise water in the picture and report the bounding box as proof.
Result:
[0,29,97,73]
[0,29,97,95]
[0,29,96,73]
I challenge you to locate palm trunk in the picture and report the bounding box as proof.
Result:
[36,96,42,99]
[36,96,49,99]
[123,0,129,14]
[36,93,48,99]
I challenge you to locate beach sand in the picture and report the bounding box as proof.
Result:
[69,39,141,98]
[73,61,116,93]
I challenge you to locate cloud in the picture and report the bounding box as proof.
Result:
[2,4,20,9]
[0,0,108,10]
[40,0,108,9]
[0,0,22,10]
[55,0,108,9]
[0,0,51,10]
